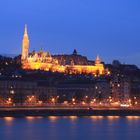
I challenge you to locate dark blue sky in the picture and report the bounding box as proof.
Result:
[0,0,140,66]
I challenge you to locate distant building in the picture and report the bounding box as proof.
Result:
[94,78,111,99]
[0,75,111,103]
[21,25,108,75]
[0,78,57,103]
[111,74,131,101]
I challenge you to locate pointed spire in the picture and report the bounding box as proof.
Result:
[73,49,78,55]
[24,24,28,35]
[96,55,100,61]
[95,55,101,64]
[22,24,29,61]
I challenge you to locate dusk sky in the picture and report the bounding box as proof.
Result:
[0,0,140,66]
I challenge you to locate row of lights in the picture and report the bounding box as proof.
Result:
[0,96,139,107]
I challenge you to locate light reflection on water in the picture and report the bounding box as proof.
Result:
[0,116,140,140]
[25,116,35,121]
[3,117,14,122]
[48,116,59,122]
[126,116,140,119]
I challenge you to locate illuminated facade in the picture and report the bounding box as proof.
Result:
[21,25,29,61]
[21,25,107,75]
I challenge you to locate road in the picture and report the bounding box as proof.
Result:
[0,106,139,111]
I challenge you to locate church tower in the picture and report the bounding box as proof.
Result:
[21,24,29,61]
[95,55,104,74]
[95,55,101,64]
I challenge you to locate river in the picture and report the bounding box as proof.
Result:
[0,116,140,140]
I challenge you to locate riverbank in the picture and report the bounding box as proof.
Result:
[0,107,140,117]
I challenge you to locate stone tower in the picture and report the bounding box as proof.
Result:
[21,24,29,61]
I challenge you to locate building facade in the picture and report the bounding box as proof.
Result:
[21,25,107,75]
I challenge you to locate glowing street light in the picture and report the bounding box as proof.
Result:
[135,101,138,105]
[72,98,75,102]
[85,96,88,99]
[51,98,55,103]
[6,97,12,105]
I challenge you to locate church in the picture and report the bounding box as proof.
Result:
[21,25,107,75]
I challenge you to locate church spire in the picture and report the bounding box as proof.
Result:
[95,55,101,64]
[24,24,28,35]
[21,24,29,61]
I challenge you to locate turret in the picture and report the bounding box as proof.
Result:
[95,55,101,64]
[73,49,78,55]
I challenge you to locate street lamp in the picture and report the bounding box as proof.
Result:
[72,98,75,102]
[72,98,76,105]
[51,98,55,104]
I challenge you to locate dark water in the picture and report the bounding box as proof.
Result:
[0,116,140,140]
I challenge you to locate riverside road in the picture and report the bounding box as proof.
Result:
[0,106,140,117]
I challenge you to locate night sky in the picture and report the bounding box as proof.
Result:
[0,0,140,67]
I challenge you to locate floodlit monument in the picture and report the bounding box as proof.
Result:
[21,25,108,75]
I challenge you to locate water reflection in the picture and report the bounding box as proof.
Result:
[4,117,14,122]
[48,116,59,122]
[25,116,44,121]
[107,116,120,119]
[126,116,140,119]
[89,116,140,120]
[90,116,104,119]
[68,116,78,120]
[0,116,140,140]
[26,116,35,121]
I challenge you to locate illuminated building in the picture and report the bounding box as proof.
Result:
[0,79,57,104]
[21,25,107,75]
[21,25,29,61]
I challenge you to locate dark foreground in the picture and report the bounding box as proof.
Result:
[0,107,140,117]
